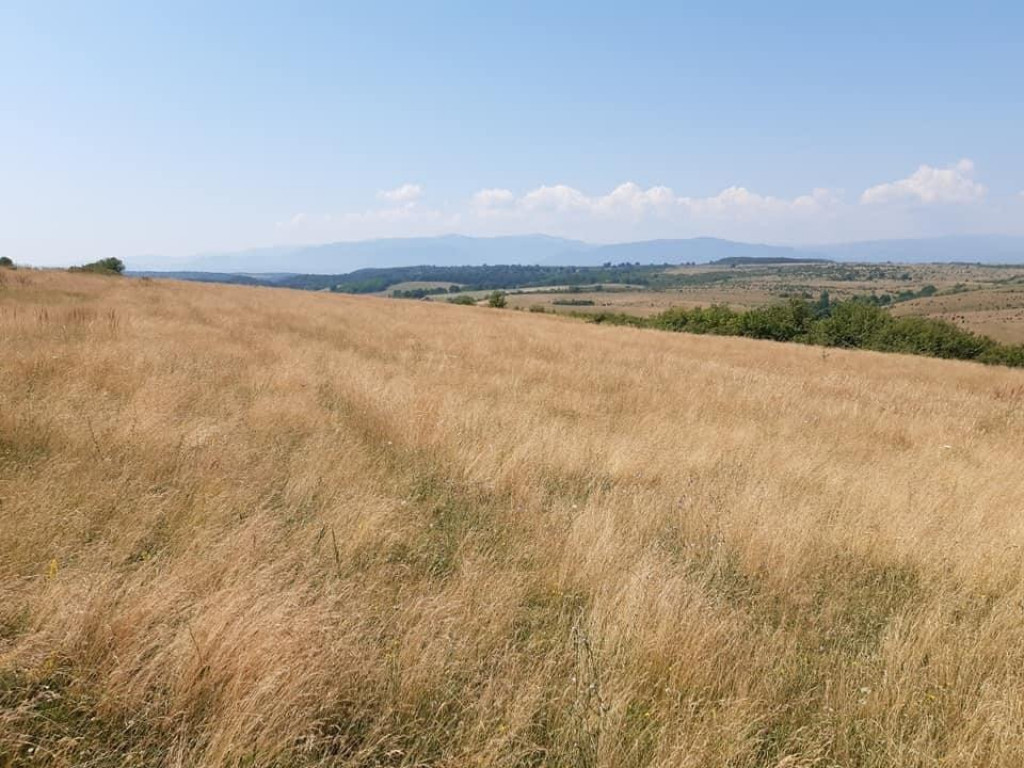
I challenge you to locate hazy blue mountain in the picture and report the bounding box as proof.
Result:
[148,235,826,273]
[802,235,1024,264]
[129,271,297,284]
[133,246,303,273]
[170,235,591,273]
[562,237,821,266]
[140,234,1024,275]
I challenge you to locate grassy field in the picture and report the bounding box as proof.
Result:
[3,269,1024,766]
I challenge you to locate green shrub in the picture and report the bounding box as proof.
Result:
[650,304,742,335]
[979,344,1024,367]
[393,286,450,299]
[875,316,993,360]
[0,256,13,268]
[586,312,648,328]
[487,291,507,308]
[810,301,891,348]
[737,300,815,342]
[71,257,125,275]
[580,297,1024,369]
[447,294,477,306]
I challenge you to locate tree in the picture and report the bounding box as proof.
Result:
[94,257,126,274]
[487,290,507,308]
[71,257,126,275]
[0,256,12,268]
[811,301,890,349]
[814,290,831,318]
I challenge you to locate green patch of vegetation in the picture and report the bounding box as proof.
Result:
[69,257,126,275]
[0,604,31,641]
[0,433,51,469]
[447,293,477,305]
[850,283,941,307]
[585,295,1024,368]
[552,298,595,306]
[0,663,164,766]
[392,285,460,299]
[487,290,508,308]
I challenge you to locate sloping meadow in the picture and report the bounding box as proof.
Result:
[2,270,1024,767]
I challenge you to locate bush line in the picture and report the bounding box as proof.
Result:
[580,296,1024,368]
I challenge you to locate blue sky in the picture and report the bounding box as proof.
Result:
[3,1,1023,266]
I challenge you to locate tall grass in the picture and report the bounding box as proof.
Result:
[2,271,1024,766]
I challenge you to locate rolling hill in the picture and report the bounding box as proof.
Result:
[3,271,1024,766]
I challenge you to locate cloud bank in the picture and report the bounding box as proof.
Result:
[472,182,839,220]
[278,160,1019,244]
[861,160,986,205]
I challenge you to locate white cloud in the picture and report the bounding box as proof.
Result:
[457,181,851,243]
[275,161,1014,244]
[678,186,841,218]
[860,159,986,205]
[471,181,840,222]
[276,199,458,242]
[377,183,423,204]
[594,183,678,216]
[471,188,517,212]
[276,182,444,240]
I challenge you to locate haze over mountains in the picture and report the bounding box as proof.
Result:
[809,235,1024,265]
[138,234,1024,275]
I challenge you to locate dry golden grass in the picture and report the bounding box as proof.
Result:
[3,269,1024,767]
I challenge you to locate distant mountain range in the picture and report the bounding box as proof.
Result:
[570,238,816,266]
[148,235,591,274]
[136,234,1024,274]
[806,235,1024,264]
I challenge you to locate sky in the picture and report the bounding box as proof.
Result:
[2,1,1023,267]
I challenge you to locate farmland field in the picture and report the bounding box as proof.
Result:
[3,270,1024,766]
[492,262,1024,342]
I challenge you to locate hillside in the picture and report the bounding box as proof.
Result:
[3,271,1024,766]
